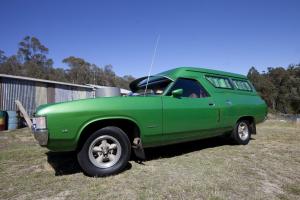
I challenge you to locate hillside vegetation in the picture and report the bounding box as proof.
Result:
[247,66,300,114]
[0,120,299,200]
[1,36,300,113]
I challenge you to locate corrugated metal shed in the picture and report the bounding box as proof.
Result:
[35,82,47,107]
[0,77,36,116]
[55,85,74,102]
[0,74,94,116]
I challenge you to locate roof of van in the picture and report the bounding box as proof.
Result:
[156,67,247,80]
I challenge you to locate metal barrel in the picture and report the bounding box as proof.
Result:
[7,111,18,130]
[0,111,7,131]
[95,87,121,97]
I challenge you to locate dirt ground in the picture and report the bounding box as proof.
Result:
[0,120,299,200]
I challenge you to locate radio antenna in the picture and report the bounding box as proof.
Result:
[144,34,160,96]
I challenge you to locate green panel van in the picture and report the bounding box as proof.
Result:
[32,67,267,176]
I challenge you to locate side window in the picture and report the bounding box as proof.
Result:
[232,79,252,91]
[168,78,209,98]
[205,76,233,89]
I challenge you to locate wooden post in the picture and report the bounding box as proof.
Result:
[15,100,32,128]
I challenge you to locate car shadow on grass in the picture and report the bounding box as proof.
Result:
[143,136,235,161]
[45,136,249,175]
[45,151,132,176]
[46,151,81,176]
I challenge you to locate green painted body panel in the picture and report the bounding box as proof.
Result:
[35,67,267,151]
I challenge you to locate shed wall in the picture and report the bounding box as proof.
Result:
[0,77,93,117]
[0,78,36,116]
[35,82,48,107]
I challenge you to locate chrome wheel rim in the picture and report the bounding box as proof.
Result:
[238,122,249,141]
[88,135,122,168]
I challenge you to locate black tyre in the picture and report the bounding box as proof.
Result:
[231,120,251,145]
[77,126,131,177]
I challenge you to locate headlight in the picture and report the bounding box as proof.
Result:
[32,116,47,130]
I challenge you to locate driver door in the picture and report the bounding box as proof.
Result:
[162,78,220,141]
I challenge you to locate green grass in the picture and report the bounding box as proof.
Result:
[0,120,299,200]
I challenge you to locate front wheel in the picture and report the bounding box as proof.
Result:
[231,120,251,145]
[77,126,131,177]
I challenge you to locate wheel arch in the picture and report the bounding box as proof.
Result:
[76,117,141,151]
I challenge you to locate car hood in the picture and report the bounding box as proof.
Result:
[35,95,161,116]
[35,97,119,116]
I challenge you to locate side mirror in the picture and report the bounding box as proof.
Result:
[172,89,183,98]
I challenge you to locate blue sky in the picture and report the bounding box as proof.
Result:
[0,0,299,77]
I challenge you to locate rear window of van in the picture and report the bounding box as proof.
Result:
[232,79,252,91]
[205,76,233,89]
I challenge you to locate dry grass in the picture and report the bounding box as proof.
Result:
[0,120,299,200]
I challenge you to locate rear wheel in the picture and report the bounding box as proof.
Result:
[231,120,251,145]
[77,126,131,177]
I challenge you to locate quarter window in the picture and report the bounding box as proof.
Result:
[232,79,252,91]
[167,78,209,98]
[205,76,232,89]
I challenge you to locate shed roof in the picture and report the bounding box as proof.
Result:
[0,74,93,89]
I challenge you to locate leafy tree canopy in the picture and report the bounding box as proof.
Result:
[247,65,300,114]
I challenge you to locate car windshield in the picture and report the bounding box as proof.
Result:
[129,76,172,96]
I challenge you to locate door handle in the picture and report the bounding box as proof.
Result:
[226,100,232,105]
[209,103,215,106]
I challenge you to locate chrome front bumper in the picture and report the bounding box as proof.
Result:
[32,128,48,146]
